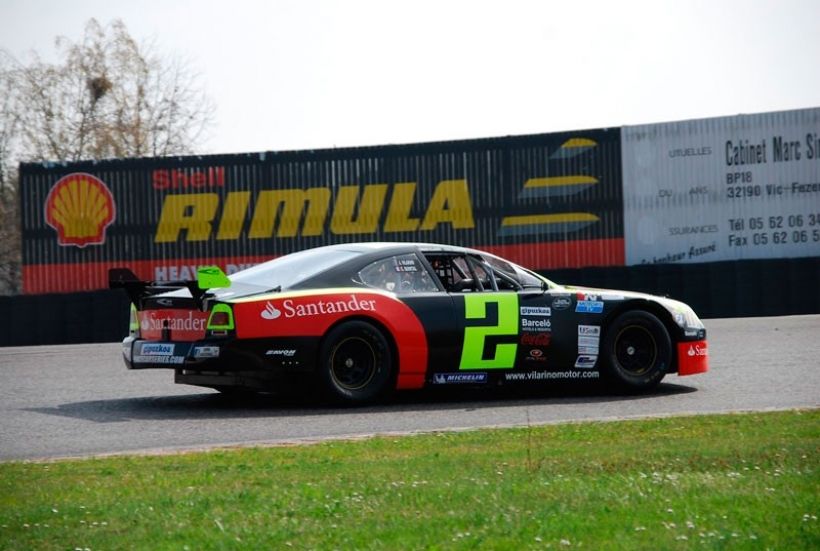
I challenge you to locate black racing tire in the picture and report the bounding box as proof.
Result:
[602,310,671,392]
[318,320,394,405]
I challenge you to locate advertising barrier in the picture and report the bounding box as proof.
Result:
[8,109,820,345]
[20,129,623,293]
[18,108,819,296]
[622,108,820,265]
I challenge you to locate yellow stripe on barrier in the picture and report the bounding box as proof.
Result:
[501,213,600,227]
[524,175,599,188]
[559,138,597,149]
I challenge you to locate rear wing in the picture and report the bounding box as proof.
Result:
[109,266,231,310]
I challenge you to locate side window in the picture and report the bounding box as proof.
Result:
[426,254,469,292]
[359,254,439,294]
[425,254,500,293]
[468,259,493,290]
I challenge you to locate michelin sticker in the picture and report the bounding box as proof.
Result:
[433,372,488,384]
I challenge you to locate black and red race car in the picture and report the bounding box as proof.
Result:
[110,242,708,404]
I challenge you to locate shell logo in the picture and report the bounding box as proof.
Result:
[44,173,116,247]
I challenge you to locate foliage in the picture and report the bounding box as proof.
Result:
[0,19,214,294]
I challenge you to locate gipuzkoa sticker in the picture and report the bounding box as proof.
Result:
[520,306,550,316]
[140,343,174,356]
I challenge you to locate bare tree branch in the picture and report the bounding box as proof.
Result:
[0,18,215,294]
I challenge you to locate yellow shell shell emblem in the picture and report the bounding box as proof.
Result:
[45,173,116,247]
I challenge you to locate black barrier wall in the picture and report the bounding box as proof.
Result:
[0,289,131,346]
[0,257,818,347]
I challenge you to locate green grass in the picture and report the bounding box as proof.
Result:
[1,410,818,550]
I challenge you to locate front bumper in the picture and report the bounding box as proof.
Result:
[676,337,708,376]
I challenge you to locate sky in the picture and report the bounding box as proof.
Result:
[2,0,819,156]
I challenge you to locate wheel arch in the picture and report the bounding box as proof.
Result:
[317,314,400,388]
[603,299,680,372]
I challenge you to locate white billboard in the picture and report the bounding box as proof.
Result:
[622,108,820,265]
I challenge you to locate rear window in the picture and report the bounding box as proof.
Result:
[230,248,361,289]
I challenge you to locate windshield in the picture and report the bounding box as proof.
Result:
[481,252,556,289]
[230,248,361,289]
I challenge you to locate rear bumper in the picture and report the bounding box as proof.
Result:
[122,336,235,370]
[121,335,313,392]
[121,335,314,373]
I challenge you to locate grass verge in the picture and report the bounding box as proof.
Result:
[1,410,818,550]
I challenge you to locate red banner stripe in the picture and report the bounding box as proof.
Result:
[22,238,624,294]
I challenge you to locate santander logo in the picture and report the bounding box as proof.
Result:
[261,302,282,320]
[258,295,378,321]
[688,344,707,357]
[138,310,207,332]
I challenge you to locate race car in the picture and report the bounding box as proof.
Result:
[109,242,708,404]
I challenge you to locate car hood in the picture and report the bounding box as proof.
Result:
[561,284,703,329]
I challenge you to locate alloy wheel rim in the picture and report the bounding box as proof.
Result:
[330,337,377,390]
[613,325,658,376]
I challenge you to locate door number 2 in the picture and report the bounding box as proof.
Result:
[459,293,519,370]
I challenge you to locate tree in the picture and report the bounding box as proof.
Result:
[0,18,215,294]
[0,52,20,190]
[0,52,24,295]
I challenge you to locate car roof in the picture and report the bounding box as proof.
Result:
[303,241,482,255]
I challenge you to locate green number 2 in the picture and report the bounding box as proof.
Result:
[459,293,519,370]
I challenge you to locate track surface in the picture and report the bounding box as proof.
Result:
[1,315,818,461]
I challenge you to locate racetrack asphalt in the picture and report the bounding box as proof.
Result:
[1,315,818,461]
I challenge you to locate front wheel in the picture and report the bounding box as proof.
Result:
[318,320,394,405]
[602,310,671,392]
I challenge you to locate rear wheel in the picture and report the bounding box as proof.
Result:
[602,310,671,391]
[318,321,394,404]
